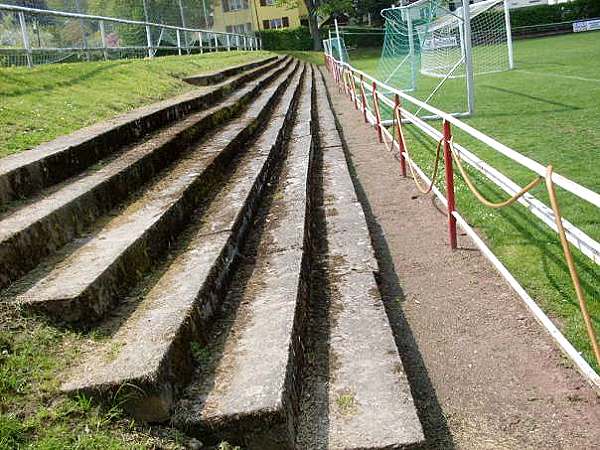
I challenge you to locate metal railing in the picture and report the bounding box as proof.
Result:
[324,52,600,391]
[0,3,261,68]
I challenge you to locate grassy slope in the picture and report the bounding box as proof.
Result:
[0,52,269,450]
[0,51,273,158]
[346,32,600,369]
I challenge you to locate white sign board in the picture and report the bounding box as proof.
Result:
[422,36,458,50]
[573,19,600,33]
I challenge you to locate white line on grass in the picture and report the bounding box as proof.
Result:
[520,70,600,84]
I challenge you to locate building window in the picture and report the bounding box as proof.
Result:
[262,17,290,29]
[223,0,249,12]
[226,23,252,34]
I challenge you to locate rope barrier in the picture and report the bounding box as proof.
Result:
[330,58,600,374]
[392,105,443,194]
[449,138,543,209]
[546,165,600,367]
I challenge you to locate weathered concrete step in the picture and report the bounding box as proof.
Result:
[175,69,314,447]
[315,70,424,449]
[183,56,278,86]
[0,59,292,289]
[0,55,285,208]
[60,65,307,423]
[17,61,300,324]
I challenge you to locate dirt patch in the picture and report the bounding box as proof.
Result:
[322,70,600,449]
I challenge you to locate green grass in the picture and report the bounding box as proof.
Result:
[0,305,190,449]
[345,32,600,370]
[0,51,273,158]
[0,51,273,449]
[282,51,326,66]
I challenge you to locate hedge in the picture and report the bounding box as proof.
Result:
[259,27,313,51]
[510,0,600,28]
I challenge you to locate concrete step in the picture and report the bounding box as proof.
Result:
[0,56,285,208]
[17,61,300,325]
[60,65,307,423]
[183,56,278,86]
[0,58,292,289]
[312,70,424,449]
[174,68,315,447]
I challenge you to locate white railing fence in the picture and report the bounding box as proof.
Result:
[323,51,600,392]
[0,3,261,68]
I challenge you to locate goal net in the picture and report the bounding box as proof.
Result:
[377,0,513,115]
[323,36,350,64]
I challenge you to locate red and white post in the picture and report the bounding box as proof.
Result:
[372,81,383,143]
[360,75,368,123]
[442,120,458,249]
[394,94,407,177]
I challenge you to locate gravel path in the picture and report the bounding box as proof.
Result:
[323,71,600,449]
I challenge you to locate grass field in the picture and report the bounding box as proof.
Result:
[0,51,273,159]
[343,32,600,370]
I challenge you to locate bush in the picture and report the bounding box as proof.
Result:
[337,26,384,49]
[510,0,600,28]
[259,27,313,51]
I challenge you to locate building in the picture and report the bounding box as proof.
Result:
[212,0,308,34]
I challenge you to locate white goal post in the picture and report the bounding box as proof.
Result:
[378,0,514,116]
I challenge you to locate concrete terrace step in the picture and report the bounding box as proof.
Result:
[0,56,285,207]
[18,61,300,324]
[176,68,314,447]
[314,70,424,449]
[183,56,278,86]
[60,65,307,422]
[0,59,292,289]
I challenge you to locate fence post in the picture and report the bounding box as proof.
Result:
[442,120,458,249]
[372,81,383,143]
[226,34,231,51]
[18,11,32,68]
[99,20,108,61]
[198,31,203,54]
[214,34,218,52]
[176,29,182,56]
[244,36,247,51]
[395,94,407,177]
[142,0,153,58]
[351,72,358,110]
[145,25,153,57]
[360,75,367,123]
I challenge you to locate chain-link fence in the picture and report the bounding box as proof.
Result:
[0,1,260,67]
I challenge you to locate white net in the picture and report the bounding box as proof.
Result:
[419,0,511,78]
[377,0,512,114]
[323,36,349,64]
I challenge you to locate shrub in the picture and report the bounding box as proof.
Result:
[259,27,313,51]
[510,0,600,28]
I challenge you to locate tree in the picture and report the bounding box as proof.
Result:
[277,0,351,51]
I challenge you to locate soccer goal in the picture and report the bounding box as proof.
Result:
[377,0,514,117]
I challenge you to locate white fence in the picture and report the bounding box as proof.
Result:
[0,3,261,68]
[324,52,600,391]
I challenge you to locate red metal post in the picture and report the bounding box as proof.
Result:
[442,120,458,249]
[394,94,407,177]
[343,68,350,97]
[351,73,358,110]
[372,81,383,143]
[360,75,368,123]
